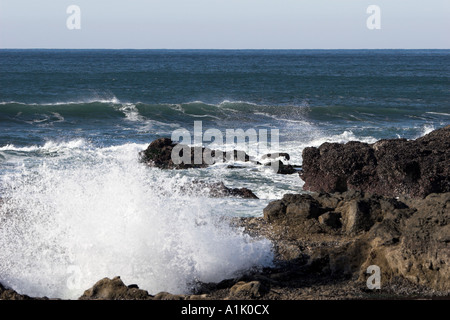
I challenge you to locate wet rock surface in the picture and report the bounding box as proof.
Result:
[188,180,259,199]
[140,137,299,174]
[139,137,253,169]
[301,125,450,198]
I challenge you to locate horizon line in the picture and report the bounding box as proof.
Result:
[1,48,449,50]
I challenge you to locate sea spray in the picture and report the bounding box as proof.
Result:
[0,143,274,299]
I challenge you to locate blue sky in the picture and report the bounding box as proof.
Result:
[0,0,449,49]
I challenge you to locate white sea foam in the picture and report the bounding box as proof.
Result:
[0,96,122,107]
[425,112,450,117]
[0,139,88,153]
[414,124,435,138]
[118,103,144,122]
[0,142,274,299]
[308,130,378,146]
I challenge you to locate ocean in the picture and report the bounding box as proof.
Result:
[0,49,449,299]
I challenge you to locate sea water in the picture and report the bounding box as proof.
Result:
[0,49,448,298]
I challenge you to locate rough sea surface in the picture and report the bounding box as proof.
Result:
[0,49,449,298]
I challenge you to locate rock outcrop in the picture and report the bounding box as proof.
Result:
[300,125,450,198]
[0,283,44,300]
[79,276,153,300]
[261,191,450,292]
[139,137,253,169]
[140,137,299,174]
[1,191,448,300]
[2,127,448,301]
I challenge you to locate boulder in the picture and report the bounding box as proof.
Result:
[300,125,450,198]
[139,138,252,169]
[79,276,153,300]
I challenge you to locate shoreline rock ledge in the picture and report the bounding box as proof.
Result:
[300,125,450,198]
[1,126,449,300]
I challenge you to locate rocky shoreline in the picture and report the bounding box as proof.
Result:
[1,125,449,300]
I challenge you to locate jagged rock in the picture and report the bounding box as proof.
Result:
[0,283,42,300]
[192,181,259,199]
[375,192,450,291]
[140,138,299,174]
[227,187,258,199]
[179,180,258,199]
[263,193,329,238]
[300,125,450,198]
[139,137,252,169]
[79,276,153,300]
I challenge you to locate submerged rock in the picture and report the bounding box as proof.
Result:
[189,180,259,199]
[300,125,450,198]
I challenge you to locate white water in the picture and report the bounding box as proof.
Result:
[0,124,432,299]
[0,142,274,299]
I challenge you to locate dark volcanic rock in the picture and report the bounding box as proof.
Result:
[264,160,298,174]
[139,137,252,169]
[140,138,299,174]
[300,125,450,198]
[191,181,259,199]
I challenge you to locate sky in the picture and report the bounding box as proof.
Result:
[0,0,449,49]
